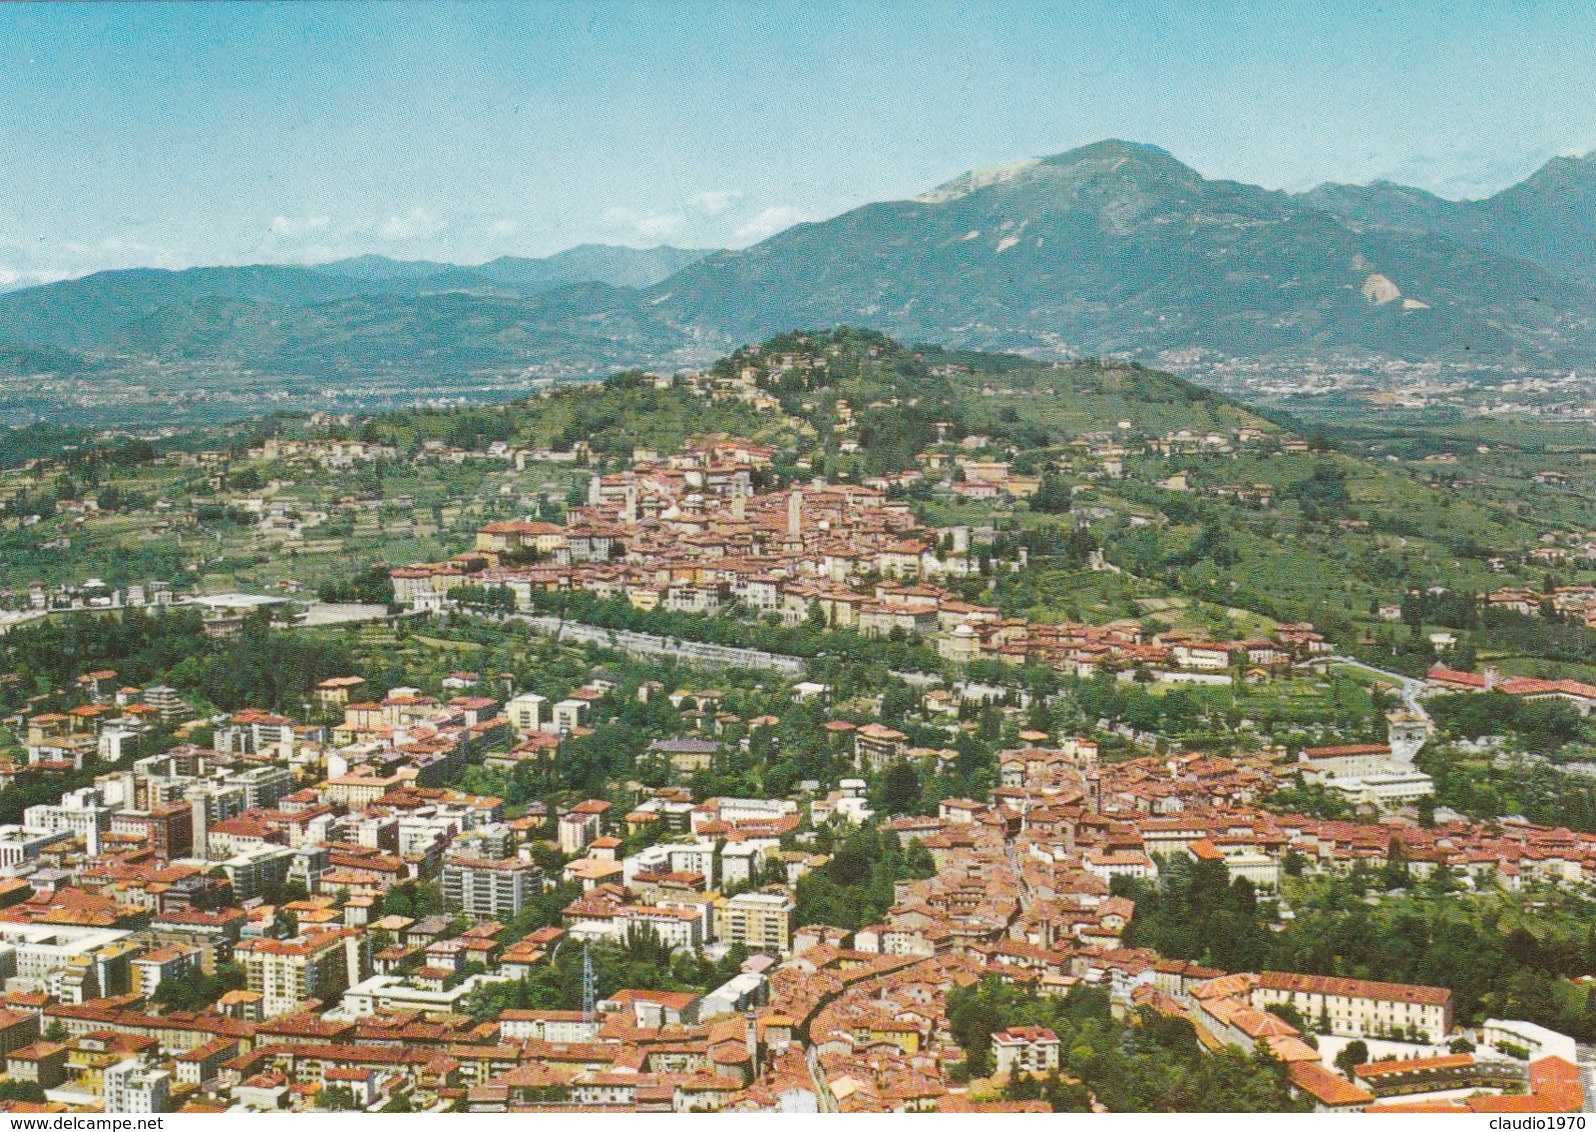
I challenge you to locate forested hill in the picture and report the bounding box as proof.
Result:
[354,327,1278,470]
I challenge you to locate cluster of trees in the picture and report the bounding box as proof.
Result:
[0,1080,46,1104]
[163,610,358,714]
[462,927,748,1024]
[377,881,445,921]
[1420,748,1596,834]
[1123,860,1596,1039]
[449,584,518,613]
[1288,462,1351,520]
[317,563,396,606]
[0,421,92,470]
[1428,691,1586,751]
[151,962,247,1012]
[946,978,1306,1112]
[1478,609,1596,667]
[1027,473,1073,514]
[513,585,943,670]
[0,607,215,711]
[1118,856,1273,973]
[1401,587,1481,631]
[1074,672,1237,739]
[793,824,934,930]
[1265,779,1354,821]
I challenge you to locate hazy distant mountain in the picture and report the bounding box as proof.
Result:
[0,245,715,350]
[651,140,1595,363]
[1,142,1594,403]
[1296,181,1461,237]
[313,244,715,292]
[100,283,696,377]
[1303,151,1596,289]
[0,265,373,351]
[481,244,715,289]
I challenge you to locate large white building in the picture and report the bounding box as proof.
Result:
[104,1058,171,1113]
[237,931,365,1018]
[339,972,511,1017]
[714,892,796,955]
[1250,971,1453,1043]
[620,905,704,951]
[505,692,548,734]
[0,922,134,995]
[1299,742,1434,810]
[22,787,112,856]
[992,1026,1061,1078]
[441,856,545,921]
[0,826,71,870]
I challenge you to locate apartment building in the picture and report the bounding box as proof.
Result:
[992,1026,1061,1078]
[620,905,704,951]
[558,800,610,855]
[23,787,113,856]
[104,1057,171,1113]
[714,892,796,955]
[109,804,193,861]
[237,930,365,1018]
[441,856,545,921]
[1250,971,1453,1043]
[505,692,549,734]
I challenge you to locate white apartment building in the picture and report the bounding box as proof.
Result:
[550,698,589,733]
[498,1010,602,1043]
[620,905,704,951]
[0,825,71,869]
[1250,972,1453,1043]
[219,845,295,902]
[992,1026,1061,1078]
[442,856,545,921]
[237,930,365,1018]
[505,692,548,734]
[104,1058,171,1113]
[714,892,796,955]
[23,788,112,856]
[0,922,132,991]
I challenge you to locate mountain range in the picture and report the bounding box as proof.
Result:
[0,244,713,353]
[4,140,1595,402]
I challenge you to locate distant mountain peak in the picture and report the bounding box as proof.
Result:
[1045,137,1177,161]
[911,140,1202,207]
[1038,138,1195,176]
[1508,149,1596,195]
[914,158,1043,203]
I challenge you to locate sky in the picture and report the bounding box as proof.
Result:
[2,1,1595,288]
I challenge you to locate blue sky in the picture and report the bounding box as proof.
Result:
[2,1,1594,286]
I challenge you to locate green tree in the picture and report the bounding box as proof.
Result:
[881,759,920,815]
[1334,1039,1369,1079]
[319,1085,358,1111]
[1029,474,1072,514]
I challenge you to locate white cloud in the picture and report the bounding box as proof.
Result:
[60,237,187,270]
[690,189,743,217]
[734,205,804,243]
[267,214,331,238]
[0,236,170,289]
[599,206,687,242]
[377,207,447,242]
[488,217,520,237]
